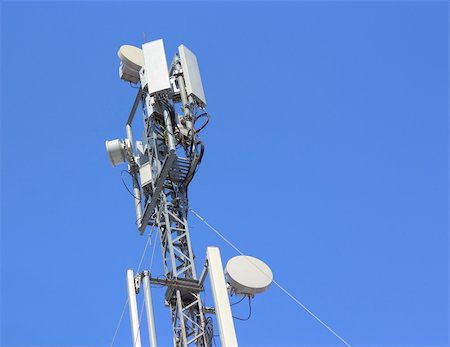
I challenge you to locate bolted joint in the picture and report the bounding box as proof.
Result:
[172,68,183,77]
[134,274,141,294]
[203,306,215,314]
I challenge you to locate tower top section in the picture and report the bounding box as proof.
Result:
[117,40,206,107]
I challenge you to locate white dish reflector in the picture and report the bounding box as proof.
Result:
[224,255,272,296]
[118,45,144,71]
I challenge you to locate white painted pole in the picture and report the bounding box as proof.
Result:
[127,269,142,347]
[142,271,158,347]
[206,247,238,347]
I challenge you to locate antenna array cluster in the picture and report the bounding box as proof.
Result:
[106,39,272,347]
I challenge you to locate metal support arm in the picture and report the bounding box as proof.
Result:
[138,151,176,233]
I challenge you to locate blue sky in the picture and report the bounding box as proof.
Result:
[1,1,448,347]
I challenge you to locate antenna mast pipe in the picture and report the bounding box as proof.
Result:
[125,122,143,225]
[142,271,158,347]
[175,61,193,131]
[127,269,142,347]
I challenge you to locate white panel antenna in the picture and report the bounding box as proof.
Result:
[142,39,171,95]
[178,45,207,107]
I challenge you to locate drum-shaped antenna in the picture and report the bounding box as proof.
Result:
[118,45,144,72]
[117,45,145,83]
[105,139,126,167]
[224,255,273,296]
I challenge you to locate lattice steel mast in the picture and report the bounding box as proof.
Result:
[105,39,272,347]
[107,40,211,347]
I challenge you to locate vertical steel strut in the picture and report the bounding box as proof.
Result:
[109,41,212,347]
[140,90,208,346]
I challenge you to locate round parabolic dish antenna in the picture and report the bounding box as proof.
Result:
[117,45,144,71]
[224,255,273,296]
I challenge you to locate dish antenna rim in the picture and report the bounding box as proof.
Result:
[224,255,273,296]
[117,45,144,72]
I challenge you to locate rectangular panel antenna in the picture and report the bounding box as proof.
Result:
[142,39,171,95]
[178,45,207,107]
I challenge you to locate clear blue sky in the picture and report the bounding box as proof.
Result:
[1,1,448,347]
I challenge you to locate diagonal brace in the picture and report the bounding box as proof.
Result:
[139,151,176,234]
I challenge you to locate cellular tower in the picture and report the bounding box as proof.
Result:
[105,39,272,347]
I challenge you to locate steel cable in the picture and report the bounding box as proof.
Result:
[109,297,129,347]
[189,208,352,347]
[110,217,158,346]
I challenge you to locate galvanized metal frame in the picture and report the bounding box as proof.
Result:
[118,41,215,347]
[138,65,208,346]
